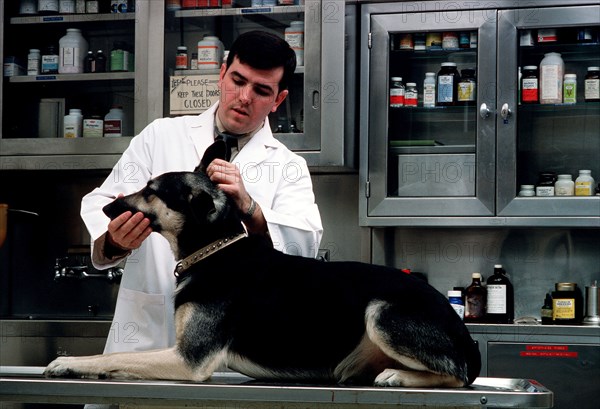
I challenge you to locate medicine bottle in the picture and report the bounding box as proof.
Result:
[190,53,198,70]
[84,50,95,73]
[197,35,224,70]
[535,172,557,196]
[563,74,577,104]
[552,282,583,325]
[389,77,405,108]
[41,45,59,74]
[555,174,574,196]
[404,82,418,107]
[110,42,128,72]
[59,28,88,74]
[38,0,59,14]
[104,106,125,137]
[539,52,564,104]
[59,0,76,14]
[175,46,188,70]
[285,21,304,66]
[423,72,436,108]
[437,62,460,106]
[457,68,476,105]
[575,170,595,196]
[448,291,464,320]
[64,108,83,138]
[464,273,486,322]
[521,66,539,104]
[27,49,41,76]
[541,293,553,325]
[584,66,600,102]
[486,264,514,324]
[95,50,106,72]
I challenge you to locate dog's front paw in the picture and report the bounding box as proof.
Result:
[374,369,408,387]
[44,356,106,379]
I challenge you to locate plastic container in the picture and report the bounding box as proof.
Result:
[59,28,88,74]
[85,0,99,13]
[584,66,600,102]
[83,117,103,138]
[285,21,304,66]
[64,108,83,138]
[437,62,460,106]
[110,41,129,72]
[389,77,405,108]
[555,174,575,196]
[575,170,595,196]
[539,52,564,104]
[197,35,224,70]
[448,290,464,320]
[38,0,59,14]
[423,72,436,108]
[104,106,125,137]
[27,49,41,76]
[442,32,459,49]
[563,74,577,104]
[59,0,76,13]
[518,185,535,197]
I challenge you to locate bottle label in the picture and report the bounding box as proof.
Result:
[27,57,40,75]
[175,54,188,69]
[197,46,219,68]
[389,88,405,107]
[42,55,59,73]
[536,186,554,196]
[553,298,575,320]
[61,47,76,67]
[83,119,103,138]
[486,284,507,314]
[541,65,561,101]
[104,119,122,136]
[584,79,600,100]
[575,181,592,196]
[110,49,127,72]
[423,84,436,107]
[564,82,576,103]
[285,32,304,50]
[450,303,465,319]
[437,75,454,103]
[457,81,475,102]
[405,89,418,106]
[522,78,538,102]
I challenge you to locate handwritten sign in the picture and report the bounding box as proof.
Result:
[169,74,220,115]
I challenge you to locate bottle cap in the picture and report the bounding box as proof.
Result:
[494,264,503,268]
[472,272,481,279]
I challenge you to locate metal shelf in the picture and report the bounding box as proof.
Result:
[173,5,303,18]
[8,72,135,83]
[10,13,135,24]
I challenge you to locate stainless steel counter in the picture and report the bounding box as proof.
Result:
[0,369,552,409]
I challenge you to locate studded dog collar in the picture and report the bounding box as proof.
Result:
[174,230,248,278]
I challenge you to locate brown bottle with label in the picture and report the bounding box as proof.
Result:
[465,273,486,322]
[486,264,514,324]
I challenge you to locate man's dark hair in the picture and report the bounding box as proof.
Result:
[226,30,296,92]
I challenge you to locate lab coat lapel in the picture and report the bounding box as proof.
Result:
[187,104,219,165]
[233,120,276,167]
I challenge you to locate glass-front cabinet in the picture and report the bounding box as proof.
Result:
[359,1,600,226]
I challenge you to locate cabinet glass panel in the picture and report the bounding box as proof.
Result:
[363,10,496,220]
[163,3,313,147]
[497,6,600,218]
[1,3,136,144]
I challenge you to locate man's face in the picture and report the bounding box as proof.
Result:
[217,56,288,135]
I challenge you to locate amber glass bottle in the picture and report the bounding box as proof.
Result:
[465,273,486,322]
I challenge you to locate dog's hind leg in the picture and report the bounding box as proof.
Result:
[364,300,467,388]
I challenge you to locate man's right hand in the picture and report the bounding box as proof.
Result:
[106,211,152,252]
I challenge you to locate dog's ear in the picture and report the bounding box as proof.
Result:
[189,187,228,224]
[195,140,228,173]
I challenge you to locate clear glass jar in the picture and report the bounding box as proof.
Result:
[555,174,575,196]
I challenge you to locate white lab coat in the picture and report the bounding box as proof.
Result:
[81,103,323,353]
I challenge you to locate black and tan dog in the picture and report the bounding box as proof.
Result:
[45,143,481,388]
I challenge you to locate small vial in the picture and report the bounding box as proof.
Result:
[190,52,198,70]
[27,49,41,76]
[176,46,188,70]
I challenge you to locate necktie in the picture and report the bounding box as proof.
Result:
[214,128,239,161]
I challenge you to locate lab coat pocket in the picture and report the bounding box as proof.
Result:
[104,287,168,353]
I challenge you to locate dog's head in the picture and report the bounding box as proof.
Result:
[102,141,241,260]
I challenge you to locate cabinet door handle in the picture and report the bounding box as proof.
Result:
[500,103,512,122]
[479,103,491,119]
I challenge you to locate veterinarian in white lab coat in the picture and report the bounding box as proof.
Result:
[80,31,323,354]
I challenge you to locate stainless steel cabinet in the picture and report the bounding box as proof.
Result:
[359,1,600,227]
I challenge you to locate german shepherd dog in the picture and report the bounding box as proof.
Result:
[45,142,481,388]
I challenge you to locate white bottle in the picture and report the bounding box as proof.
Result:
[27,49,41,76]
[423,72,436,107]
[539,52,564,104]
[59,28,88,74]
[555,174,575,196]
[59,0,76,13]
[104,106,125,137]
[285,21,304,66]
[575,170,595,196]
[64,108,83,138]
[197,35,224,71]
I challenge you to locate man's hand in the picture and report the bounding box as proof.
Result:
[206,158,251,213]
[106,210,152,252]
